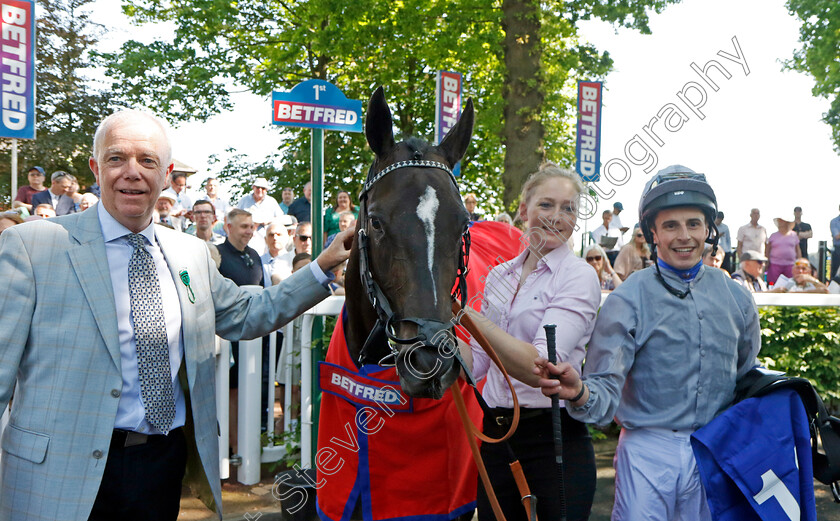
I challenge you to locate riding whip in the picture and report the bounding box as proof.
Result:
[544,324,567,521]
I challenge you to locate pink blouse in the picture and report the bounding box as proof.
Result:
[470,245,601,408]
[768,231,799,265]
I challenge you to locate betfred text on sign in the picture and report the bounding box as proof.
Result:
[274,101,358,128]
[576,81,602,182]
[0,0,35,139]
[271,79,363,133]
[435,71,462,144]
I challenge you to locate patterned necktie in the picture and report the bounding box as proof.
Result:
[126,233,176,433]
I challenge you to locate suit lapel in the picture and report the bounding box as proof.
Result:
[155,226,199,391]
[66,207,121,371]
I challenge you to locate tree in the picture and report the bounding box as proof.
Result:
[785,0,840,153]
[101,0,673,213]
[0,0,112,207]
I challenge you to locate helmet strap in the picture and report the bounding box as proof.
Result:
[650,244,692,299]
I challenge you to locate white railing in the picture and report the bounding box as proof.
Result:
[216,295,346,485]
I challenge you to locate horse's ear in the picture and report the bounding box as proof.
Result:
[365,86,395,158]
[438,98,474,166]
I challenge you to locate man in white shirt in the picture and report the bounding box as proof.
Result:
[261,217,295,286]
[160,171,194,219]
[591,209,624,265]
[612,201,629,235]
[201,177,230,223]
[736,208,767,260]
[237,177,284,255]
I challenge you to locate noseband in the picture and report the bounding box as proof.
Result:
[356,157,471,366]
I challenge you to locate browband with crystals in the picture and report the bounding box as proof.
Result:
[362,160,455,197]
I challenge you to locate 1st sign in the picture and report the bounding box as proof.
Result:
[272,79,363,133]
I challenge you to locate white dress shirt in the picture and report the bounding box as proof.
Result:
[98,203,187,434]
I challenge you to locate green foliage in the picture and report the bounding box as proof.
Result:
[0,0,113,207]
[759,306,840,412]
[261,419,302,473]
[785,0,840,154]
[100,0,675,216]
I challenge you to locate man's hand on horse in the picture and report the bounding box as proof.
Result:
[533,357,588,404]
[316,228,354,272]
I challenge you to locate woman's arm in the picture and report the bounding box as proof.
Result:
[463,306,540,385]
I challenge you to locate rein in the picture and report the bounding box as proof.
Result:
[355,155,535,520]
[451,301,538,521]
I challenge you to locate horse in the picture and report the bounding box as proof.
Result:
[315,87,485,521]
[342,86,475,399]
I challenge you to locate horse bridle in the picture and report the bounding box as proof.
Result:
[356,155,471,366]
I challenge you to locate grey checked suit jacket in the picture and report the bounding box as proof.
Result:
[0,205,330,520]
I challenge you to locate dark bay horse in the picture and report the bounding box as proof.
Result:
[314,87,481,521]
[315,88,527,520]
[343,86,474,399]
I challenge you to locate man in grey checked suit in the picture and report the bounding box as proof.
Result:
[0,109,352,520]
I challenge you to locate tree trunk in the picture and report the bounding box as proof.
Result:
[501,0,544,208]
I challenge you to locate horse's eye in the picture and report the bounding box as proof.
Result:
[370,217,383,231]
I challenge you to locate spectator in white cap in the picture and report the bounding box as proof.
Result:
[155,193,185,231]
[236,176,284,255]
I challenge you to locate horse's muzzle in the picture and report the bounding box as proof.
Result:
[396,346,459,399]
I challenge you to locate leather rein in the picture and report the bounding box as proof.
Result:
[355,156,536,521]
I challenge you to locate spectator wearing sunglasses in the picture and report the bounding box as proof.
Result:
[294,221,313,255]
[612,224,652,281]
[731,250,768,292]
[584,244,622,292]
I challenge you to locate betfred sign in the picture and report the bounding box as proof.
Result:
[576,81,603,182]
[272,79,362,133]
[435,70,463,177]
[0,0,35,139]
[435,71,461,144]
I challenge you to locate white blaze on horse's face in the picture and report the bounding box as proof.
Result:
[416,186,439,306]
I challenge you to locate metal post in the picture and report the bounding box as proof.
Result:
[10,139,17,206]
[311,128,324,257]
[215,336,230,480]
[309,127,325,466]
[818,241,827,282]
[237,335,263,485]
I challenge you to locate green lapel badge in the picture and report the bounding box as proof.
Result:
[179,269,196,303]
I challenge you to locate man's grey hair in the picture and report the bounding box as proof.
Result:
[92,109,172,165]
[50,170,72,182]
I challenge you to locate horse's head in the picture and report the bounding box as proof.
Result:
[346,86,473,399]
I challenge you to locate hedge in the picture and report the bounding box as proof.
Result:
[758,306,840,414]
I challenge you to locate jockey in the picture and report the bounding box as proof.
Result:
[536,165,761,520]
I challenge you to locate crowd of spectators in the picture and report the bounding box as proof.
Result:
[3,166,353,295]
[582,203,840,295]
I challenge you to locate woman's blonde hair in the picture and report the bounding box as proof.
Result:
[519,161,585,205]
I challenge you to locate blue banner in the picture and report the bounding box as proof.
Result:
[272,79,363,133]
[0,0,36,140]
[576,81,603,182]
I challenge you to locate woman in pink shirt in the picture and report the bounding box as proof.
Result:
[766,217,801,285]
[462,162,601,521]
